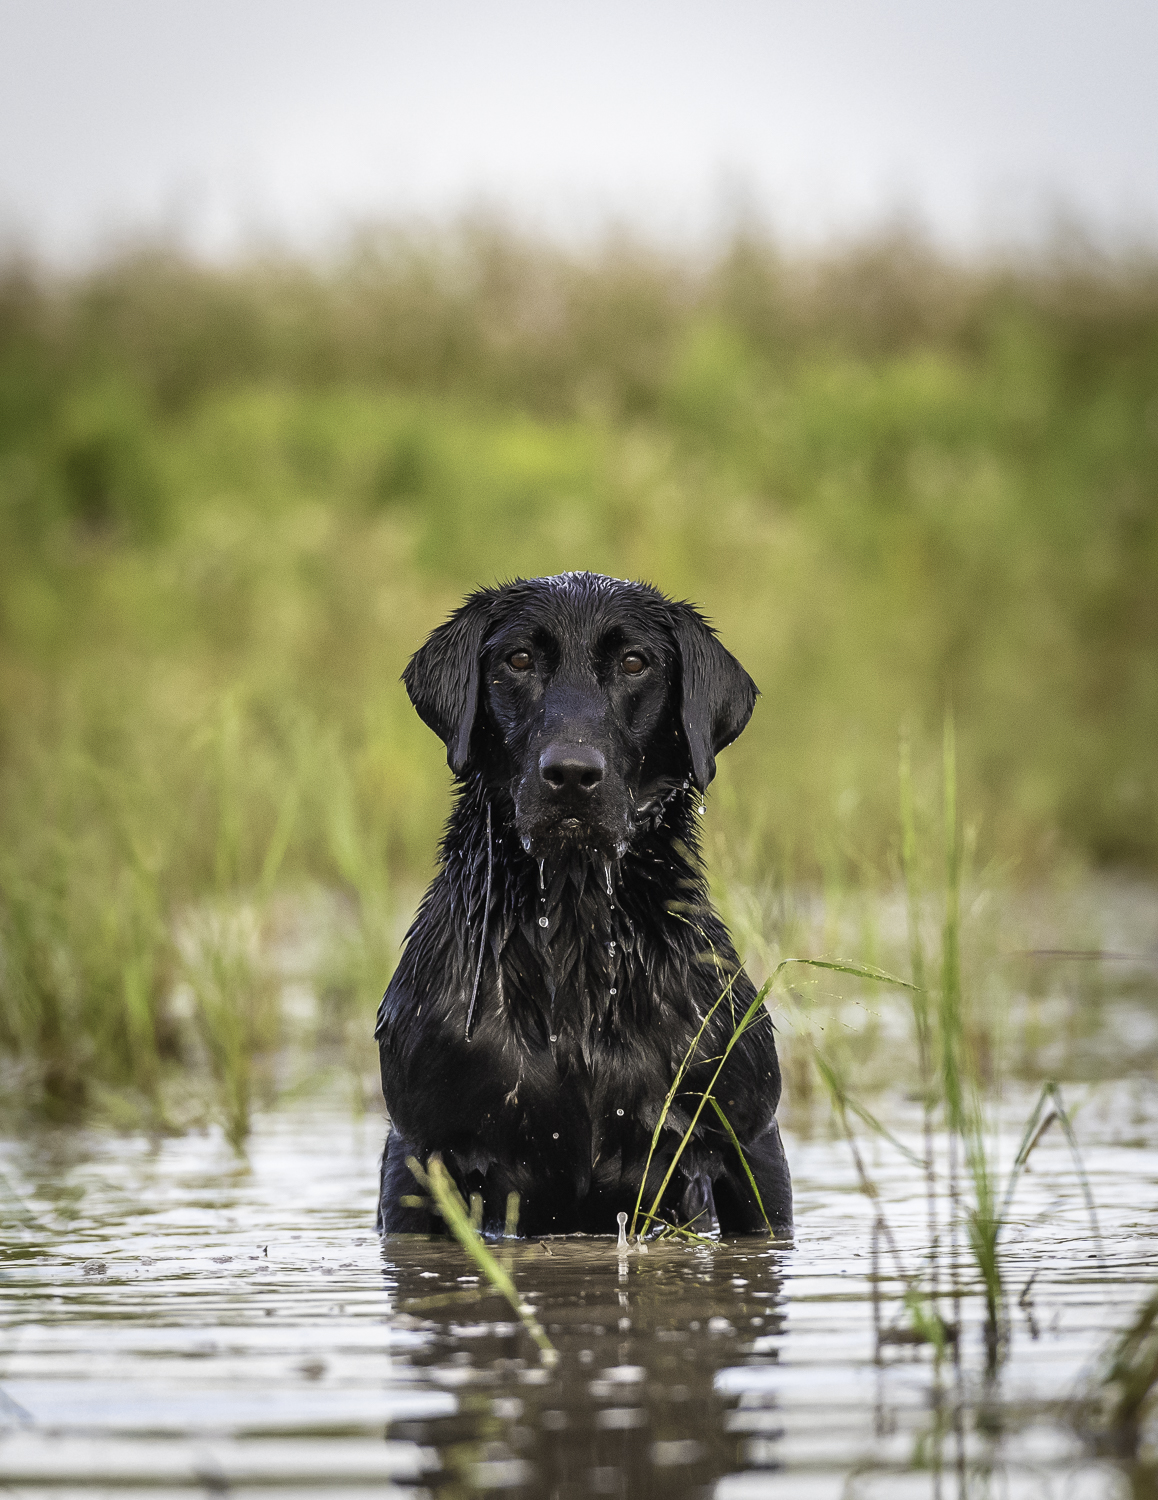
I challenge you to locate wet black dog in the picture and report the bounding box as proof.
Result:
[376,572,791,1237]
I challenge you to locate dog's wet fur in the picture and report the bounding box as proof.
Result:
[376,572,792,1237]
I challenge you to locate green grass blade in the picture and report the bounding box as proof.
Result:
[636,979,774,1236]
[997,1080,1057,1227]
[841,1092,928,1170]
[1044,1082,1105,1261]
[790,957,916,991]
[810,1050,911,1282]
[410,1156,558,1365]
[809,1047,925,1168]
[899,724,928,1002]
[628,970,740,1238]
[707,1095,776,1235]
[631,954,914,1240]
[900,724,941,1324]
[654,1222,719,1247]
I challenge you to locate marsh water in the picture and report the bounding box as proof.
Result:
[0,1093,1155,1499]
[2,884,1158,1499]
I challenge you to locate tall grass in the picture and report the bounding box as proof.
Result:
[790,719,1104,1367]
[627,957,916,1244]
[579,709,1108,1388]
[1,220,1156,1121]
[1083,1285,1158,1460]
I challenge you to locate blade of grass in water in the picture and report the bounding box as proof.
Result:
[707,1096,776,1236]
[936,708,1004,1360]
[939,709,969,1338]
[940,709,964,1139]
[1085,1285,1158,1458]
[409,1155,558,1366]
[810,1048,912,1283]
[810,1049,926,1169]
[654,1222,718,1248]
[630,957,915,1240]
[627,973,740,1239]
[999,1080,1104,1263]
[637,959,913,1238]
[900,723,941,1321]
[634,978,773,1238]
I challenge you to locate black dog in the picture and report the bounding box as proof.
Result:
[376,572,791,1237]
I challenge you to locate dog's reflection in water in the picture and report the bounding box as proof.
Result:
[380,1232,787,1498]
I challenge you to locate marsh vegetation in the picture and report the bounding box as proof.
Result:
[1,221,1156,1489]
[2,221,1156,1130]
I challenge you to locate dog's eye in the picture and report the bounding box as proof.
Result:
[621,653,646,675]
[508,650,533,672]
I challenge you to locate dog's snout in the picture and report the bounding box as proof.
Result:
[539,743,606,794]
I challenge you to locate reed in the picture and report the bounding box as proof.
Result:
[3,220,1156,1123]
[629,958,914,1242]
[409,1155,558,1366]
[1082,1285,1158,1460]
[180,904,280,1152]
[793,717,1103,1366]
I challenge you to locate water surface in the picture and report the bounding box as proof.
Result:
[2,1088,1156,1498]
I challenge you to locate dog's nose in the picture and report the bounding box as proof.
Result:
[539,743,606,794]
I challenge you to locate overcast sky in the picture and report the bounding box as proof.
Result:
[2,0,1156,260]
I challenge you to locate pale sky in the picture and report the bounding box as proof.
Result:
[2,0,1156,259]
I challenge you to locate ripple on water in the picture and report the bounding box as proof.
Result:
[1,1094,1156,1497]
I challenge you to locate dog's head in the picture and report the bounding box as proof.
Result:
[404,573,757,856]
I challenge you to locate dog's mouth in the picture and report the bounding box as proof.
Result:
[539,814,599,847]
[513,764,640,858]
[519,819,643,870]
[516,804,630,858]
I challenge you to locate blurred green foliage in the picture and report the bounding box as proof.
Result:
[1,221,1156,1124]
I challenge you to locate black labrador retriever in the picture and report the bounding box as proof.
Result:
[376,572,791,1237]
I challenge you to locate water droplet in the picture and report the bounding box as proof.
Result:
[604,860,614,898]
[697,802,706,815]
[552,1132,559,1140]
[608,941,616,952]
[549,1034,557,1043]
[521,836,532,852]
[616,1210,628,1250]
[538,916,548,928]
[537,859,545,892]
[616,1108,624,1117]
[609,987,617,995]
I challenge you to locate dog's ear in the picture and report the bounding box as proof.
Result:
[403,590,494,777]
[669,602,759,790]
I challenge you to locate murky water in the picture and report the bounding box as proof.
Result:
[2,1085,1156,1498]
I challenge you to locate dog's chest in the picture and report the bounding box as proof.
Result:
[483,944,676,1163]
[476,1026,661,1185]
